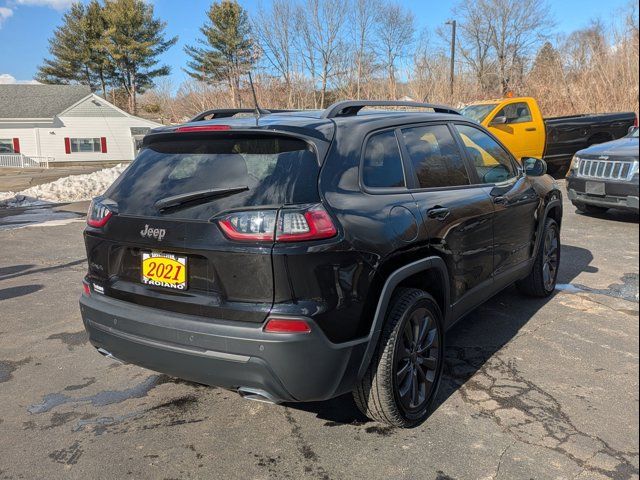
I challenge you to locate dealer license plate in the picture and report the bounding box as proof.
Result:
[141,252,187,290]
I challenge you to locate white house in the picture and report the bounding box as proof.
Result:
[0,84,161,164]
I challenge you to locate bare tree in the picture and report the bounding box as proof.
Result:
[351,0,381,99]
[450,1,496,92]
[139,78,180,123]
[454,0,553,95]
[295,0,347,108]
[254,0,296,107]
[154,0,637,121]
[491,0,553,93]
[375,2,415,99]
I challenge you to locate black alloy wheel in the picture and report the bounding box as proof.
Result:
[394,306,440,415]
[542,224,560,292]
[353,288,444,427]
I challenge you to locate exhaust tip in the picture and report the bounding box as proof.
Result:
[96,347,126,364]
[237,387,280,404]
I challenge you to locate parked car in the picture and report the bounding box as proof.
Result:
[461,96,637,175]
[566,126,639,214]
[79,100,563,427]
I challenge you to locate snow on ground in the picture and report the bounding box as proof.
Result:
[0,164,126,208]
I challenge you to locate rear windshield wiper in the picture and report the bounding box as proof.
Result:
[154,186,249,212]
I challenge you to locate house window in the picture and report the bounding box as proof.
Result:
[0,139,15,153]
[70,138,102,153]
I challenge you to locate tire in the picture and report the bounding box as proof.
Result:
[353,288,444,428]
[573,202,608,215]
[517,217,561,297]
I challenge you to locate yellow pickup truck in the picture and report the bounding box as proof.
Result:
[460,97,637,175]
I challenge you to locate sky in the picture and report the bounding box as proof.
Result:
[0,0,633,86]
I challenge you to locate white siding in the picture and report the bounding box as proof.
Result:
[63,96,127,118]
[50,115,159,162]
[0,114,160,163]
[0,123,51,157]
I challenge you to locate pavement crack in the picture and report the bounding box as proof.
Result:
[447,348,639,479]
[492,441,516,480]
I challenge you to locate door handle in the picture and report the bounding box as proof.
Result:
[426,207,451,220]
[525,127,537,132]
[493,195,508,205]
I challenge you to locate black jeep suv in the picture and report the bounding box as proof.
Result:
[80,101,563,427]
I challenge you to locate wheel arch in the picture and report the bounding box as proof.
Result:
[532,196,563,260]
[356,256,450,380]
[546,201,563,230]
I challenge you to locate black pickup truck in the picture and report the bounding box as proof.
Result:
[544,113,638,175]
[460,97,637,176]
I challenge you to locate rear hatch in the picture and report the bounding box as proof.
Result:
[85,131,323,323]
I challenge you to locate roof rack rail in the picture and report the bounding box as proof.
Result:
[189,108,298,122]
[320,100,460,119]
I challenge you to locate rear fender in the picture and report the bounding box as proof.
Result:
[356,256,450,380]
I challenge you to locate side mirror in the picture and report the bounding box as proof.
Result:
[490,116,508,126]
[522,157,547,177]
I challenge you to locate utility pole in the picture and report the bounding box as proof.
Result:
[445,19,456,97]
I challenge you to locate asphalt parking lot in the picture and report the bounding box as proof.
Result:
[0,184,638,480]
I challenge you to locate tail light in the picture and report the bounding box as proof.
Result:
[634,115,638,128]
[87,199,113,227]
[218,210,277,241]
[264,318,311,333]
[82,280,91,296]
[217,204,337,243]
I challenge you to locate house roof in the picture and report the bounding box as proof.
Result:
[0,84,92,119]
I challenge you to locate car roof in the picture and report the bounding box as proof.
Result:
[149,109,464,143]
[464,96,534,106]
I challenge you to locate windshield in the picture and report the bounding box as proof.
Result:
[106,134,320,219]
[460,104,499,123]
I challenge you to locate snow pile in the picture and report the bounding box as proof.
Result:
[0,164,127,208]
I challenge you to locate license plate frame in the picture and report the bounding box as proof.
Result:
[141,251,188,291]
[585,181,605,196]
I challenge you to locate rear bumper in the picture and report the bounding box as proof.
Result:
[566,176,639,212]
[79,293,367,402]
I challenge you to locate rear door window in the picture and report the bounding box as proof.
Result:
[106,135,320,219]
[362,130,406,188]
[401,124,470,188]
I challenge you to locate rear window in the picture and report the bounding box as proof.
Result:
[106,135,320,219]
[362,130,405,188]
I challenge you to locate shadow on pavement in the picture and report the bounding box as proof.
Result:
[286,243,595,426]
[0,259,85,282]
[573,207,639,224]
[0,284,44,301]
[0,264,36,278]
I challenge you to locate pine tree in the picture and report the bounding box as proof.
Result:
[101,0,177,114]
[184,0,257,107]
[36,2,101,90]
[85,0,112,99]
[531,41,563,76]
